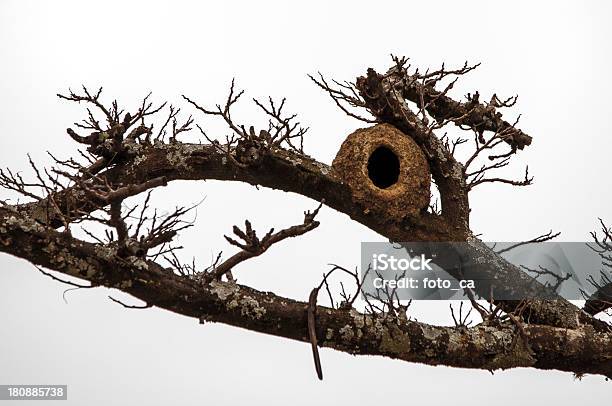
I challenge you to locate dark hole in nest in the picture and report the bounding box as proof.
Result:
[367,146,400,189]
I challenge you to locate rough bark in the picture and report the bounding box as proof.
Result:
[11,140,606,331]
[1,60,610,379]
[2,207,610,378]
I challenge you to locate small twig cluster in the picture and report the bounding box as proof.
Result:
[183,79,308,168]
[583,219,612,316]
[57,86,195,175]
[450,302,473,327]
[186,201,324,282]
[71,174,196,258]
[494,230,561,254]
[0,155,71,228]
[313,264,369,311]
[58,87,161,160]
[520,264,571,293]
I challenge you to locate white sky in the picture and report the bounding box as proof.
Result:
[0,1,610,404]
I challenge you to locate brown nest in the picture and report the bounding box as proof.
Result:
[332,123,430,219]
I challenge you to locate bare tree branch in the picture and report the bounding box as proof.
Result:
[495,230,561,254]
[584,219,612,315]
[1,58,609,381]
[206,202,323,281]
[1,209,610,378]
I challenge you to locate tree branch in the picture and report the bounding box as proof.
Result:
[2,61,609,384]
[1,208,610,378]
[207,202,322,280]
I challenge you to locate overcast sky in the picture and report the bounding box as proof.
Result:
[1,1,611,404]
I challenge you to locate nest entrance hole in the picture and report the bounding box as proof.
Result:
[367,146,400,189]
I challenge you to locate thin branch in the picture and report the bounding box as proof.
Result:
[108,295,152,309]
[495,230,561,254]
[206,201,323,280]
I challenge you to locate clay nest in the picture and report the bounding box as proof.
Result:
[332,123,431,219]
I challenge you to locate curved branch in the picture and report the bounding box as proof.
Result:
[1,208,610,378]
[10,140,605,331]
[16,142,454,241]
[5,65,607,335]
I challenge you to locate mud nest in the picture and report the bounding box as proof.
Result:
[332,123,431,218]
